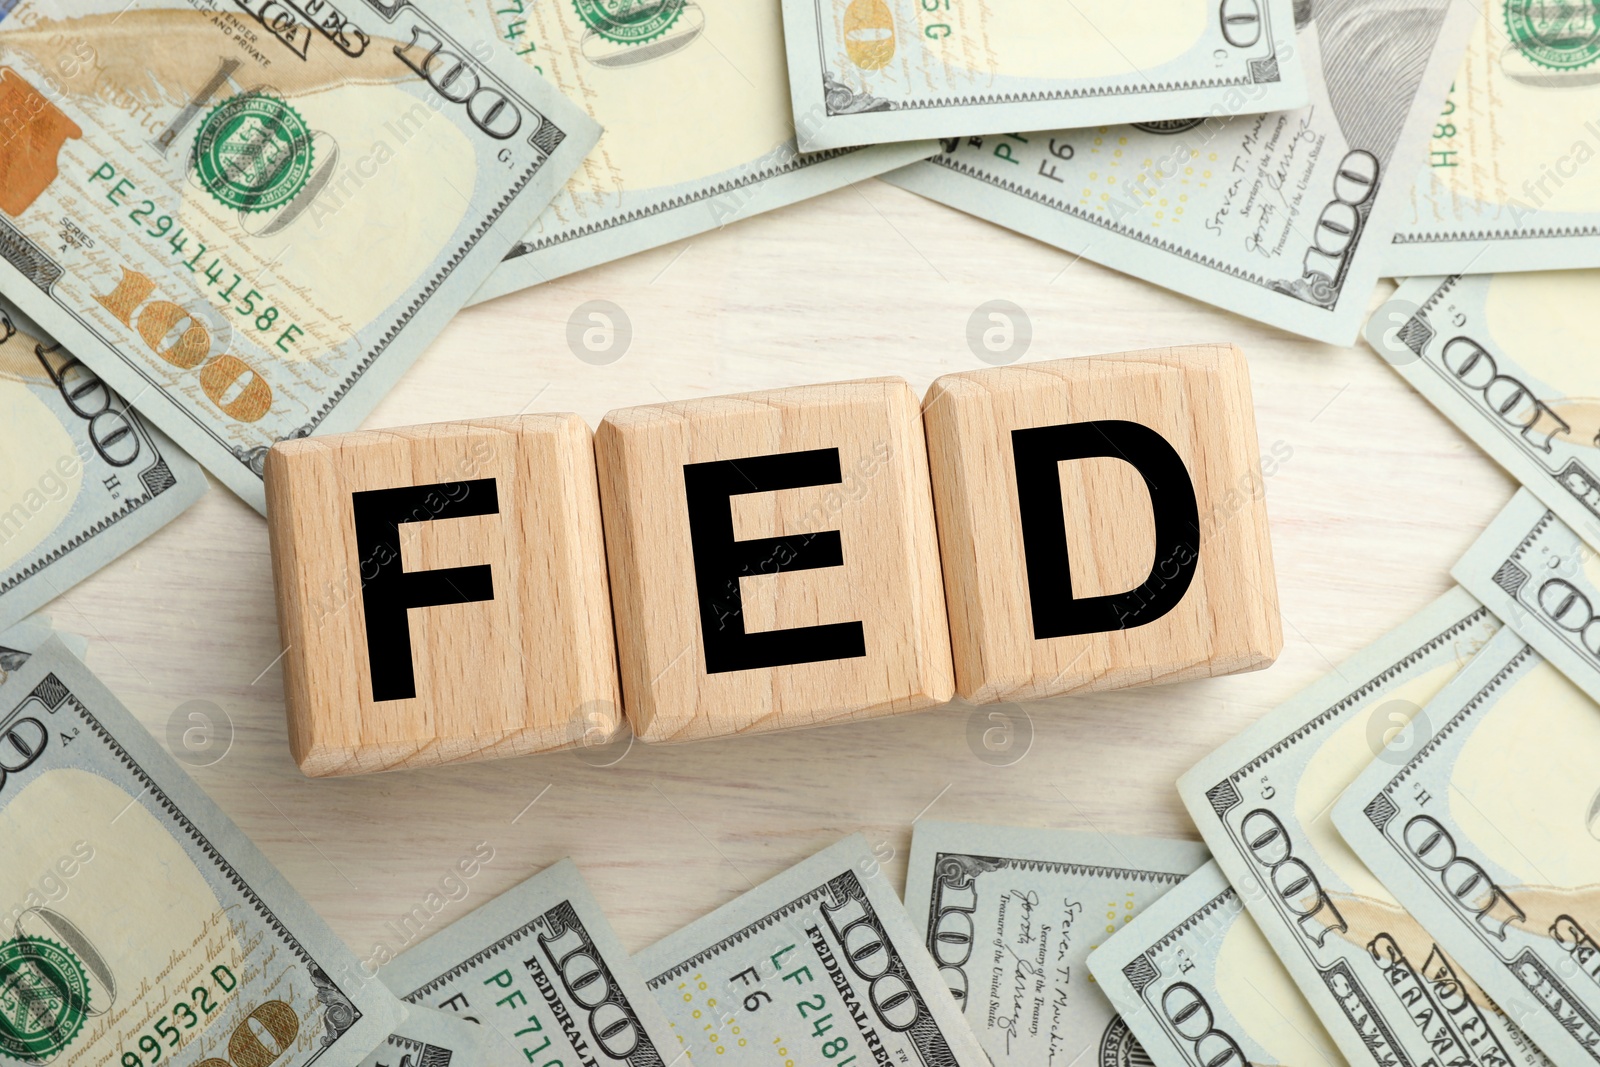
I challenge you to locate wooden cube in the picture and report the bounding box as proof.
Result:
[923,344,1280,704]
[596,377,953,743]
[265,415,619,776]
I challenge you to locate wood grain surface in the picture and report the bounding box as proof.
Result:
[924,344,1280,703]
[45,181,1515,974]
[267,415,619,777]
[598,377,951,743]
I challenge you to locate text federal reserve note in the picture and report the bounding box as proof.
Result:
[780,0,1306,150]
[1,294,204,631]
[1371,272,1600,550]
[903,820,1207,1067]
[885,0,1476,344]
[0,1,597,512]
[1389,6,1600,276]
[359,1006,495,1067]
[1088,861,1344,1067]
[636,834,987,1067]
[1453,488,1600,705]
[0,637,404,1067]
[383,859,676,1067]
[1334,629,1600,1067]
[1177,588,1555,1067]
[465,0,936,301]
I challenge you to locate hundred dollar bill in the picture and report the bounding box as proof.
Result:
[1333,629,1600,1066]
[1370,273,1600,551]
[1088,861,1344,1067]
[360,1006,496,1067]
[779,0,1306,151]
[1177,588,1556,1067]
[0,616,55,680]
[1,294,204,631]
[1389,6,1600,276]
[0,1,597,512]
[902,820,1207,1067]
[465,0,937,301]
[636,834,987,1067]
[883,0,1477,344]
[382,858,677,1067]
[0,614,86,685]
[0,637,405,1067]
[1453,488,1600,705]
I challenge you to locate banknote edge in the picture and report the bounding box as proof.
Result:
[0,638,405,1063]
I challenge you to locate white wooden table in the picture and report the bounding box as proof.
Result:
[49,179,1516,965]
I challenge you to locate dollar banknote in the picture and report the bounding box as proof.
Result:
[1333,628,1600,1067]
[0,613,86,685]
[1453,488,1600,705]
[463,0,937,301]
[1088,861,1343,1067]
[0,636,405,1067]
[1,294,204,631]
[779,0,1306,150]
[1389,6,1600,276]
[635,834,987,1067]
[901,820,1206,1067]
[1177,588,1556,1067]
[0,1,598,512]
[1370,273,1600,551]
[360,1006,495,1067]
[382,858,677,1067]
[0,615,55,677]
[884,0,1477,344]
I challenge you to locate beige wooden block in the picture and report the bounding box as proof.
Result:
[924,344,1281,704]
[596,377,953,743]
[265,415,619,776]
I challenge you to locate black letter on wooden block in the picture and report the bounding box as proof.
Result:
[683,448,867,673]
[1011,421,1199,638]
[351,479,499,701]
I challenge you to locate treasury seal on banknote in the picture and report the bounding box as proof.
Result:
[1504,0,1600,69]
[0,937,91,1060]
[193,94,314,212]
[573,0,685,44]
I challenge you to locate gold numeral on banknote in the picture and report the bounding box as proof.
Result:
[92,263,273,422]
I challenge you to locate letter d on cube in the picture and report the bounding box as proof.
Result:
[923,344,1280,704]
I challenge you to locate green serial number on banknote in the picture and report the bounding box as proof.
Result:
[88,155,310,357]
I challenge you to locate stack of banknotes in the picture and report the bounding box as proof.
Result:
[3,0,1598,624]
[6,3,1600,1065]
[9,531,1600,1067]
[1,619,1179,1067]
